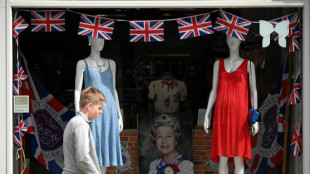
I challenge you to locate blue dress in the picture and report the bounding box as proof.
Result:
[83,59,123,167]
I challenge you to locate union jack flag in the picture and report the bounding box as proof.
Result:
[78,14,114,40]
[213,10,251,41]
[13,115,28,147]
[13,61,28,95]
[129,20,164,42]
[290,119,302,158]
[176,13,213,40]
[289,16,301,52]
[289,71,302,105]
[270,12,300,39]
[31,10,65,32]
[245,56,289,174]
[20,54,75,174]
[12,11,29,38]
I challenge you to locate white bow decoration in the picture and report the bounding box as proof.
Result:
[259,20,289,48]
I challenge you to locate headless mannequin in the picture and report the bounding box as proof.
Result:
[74,37,123,174]
[203,36,259,174]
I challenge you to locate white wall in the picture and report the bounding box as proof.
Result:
[0,0,8,173]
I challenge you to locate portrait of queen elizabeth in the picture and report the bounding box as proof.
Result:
[147,114,193,174]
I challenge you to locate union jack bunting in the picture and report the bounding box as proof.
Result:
[289,16,301,52]
[290,119,302,158]
[213,10,251,41]
[129,20,164,42]
[13,61,28,95]
[289,71,302,105]
[176,13,213,40]
[31,10,65,32]
[20,55,74,174]
[270,12,300,39]
[78,14,114,40]
[12,11,29,38]
[13,115,28,147]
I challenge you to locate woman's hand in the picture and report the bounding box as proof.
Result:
[251,122,259,135]
[203,114,210,134]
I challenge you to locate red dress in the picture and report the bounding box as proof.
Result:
[211,59,251,163]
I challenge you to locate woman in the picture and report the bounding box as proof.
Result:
[148,114,193,174]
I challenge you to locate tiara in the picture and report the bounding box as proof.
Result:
[154,114,175,123]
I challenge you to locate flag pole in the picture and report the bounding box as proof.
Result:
[282,52,293,174]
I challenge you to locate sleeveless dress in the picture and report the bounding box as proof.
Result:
[83,59,123,167]
[211,59,251,164]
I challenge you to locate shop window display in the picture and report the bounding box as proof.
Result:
[13,8,302,174]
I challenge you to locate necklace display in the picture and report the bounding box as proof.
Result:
[90,56,105,71]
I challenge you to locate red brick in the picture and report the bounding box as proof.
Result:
[129,137,138,142]
[193,136,208,141]
[196,140,207,145]
[130,147,138,152]
[194,165,210,171]
[195,131,207,136]
[194,146,209,151]
[194,160,204,165]
[122,131,138,136]
[121,137,129,141]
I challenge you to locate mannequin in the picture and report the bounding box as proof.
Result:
[203,36,259,174]
[74,37,123,174]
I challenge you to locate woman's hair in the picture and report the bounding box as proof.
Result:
[150,114,181,144]
[79,86,106,109]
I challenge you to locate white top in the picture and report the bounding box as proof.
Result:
[62,112,100,174]
[148,80,187,113]
[148,156,193,174]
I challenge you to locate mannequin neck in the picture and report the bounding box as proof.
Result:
[90,49,101,60]
[228,50,240,61]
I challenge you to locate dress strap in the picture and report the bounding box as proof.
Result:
[108,59,111,68]
[83,59,89,67]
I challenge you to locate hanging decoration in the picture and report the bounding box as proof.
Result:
[213,10,251,41]
[176,13,213,40]
[289,71,302,105]
[129,20,164,42]
[13,114,28,147]
[290,119,302,158]
[259,20,289,48]
[12,11,29,39]
[31,10,66,32]
[13,9,301,50]
[78,14,115,40]
[13,61,28,95]
[289,16,301,52]
[270,12,300,39]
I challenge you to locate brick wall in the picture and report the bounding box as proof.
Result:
[106,129,235,174]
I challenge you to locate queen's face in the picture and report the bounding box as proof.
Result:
[226,36,241,52]
[89,37,105,51]
[155,126,178,156]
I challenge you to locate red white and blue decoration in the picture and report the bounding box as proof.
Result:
[213,10,251,41]
[12,11,29,38]
[13,115,28,147]
[270,12,300,38]
[78,14,114,40]
[31,10,65,32]
[20,55,75,174]
[290,119,302,158]
[176,13,213,40]
[289,16,301,52]
[13,61,28,95]
[289,71,302,105]
[129,20,164,42]
[245,56,289,174]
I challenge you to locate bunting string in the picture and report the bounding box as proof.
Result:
[13,9,301,50]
